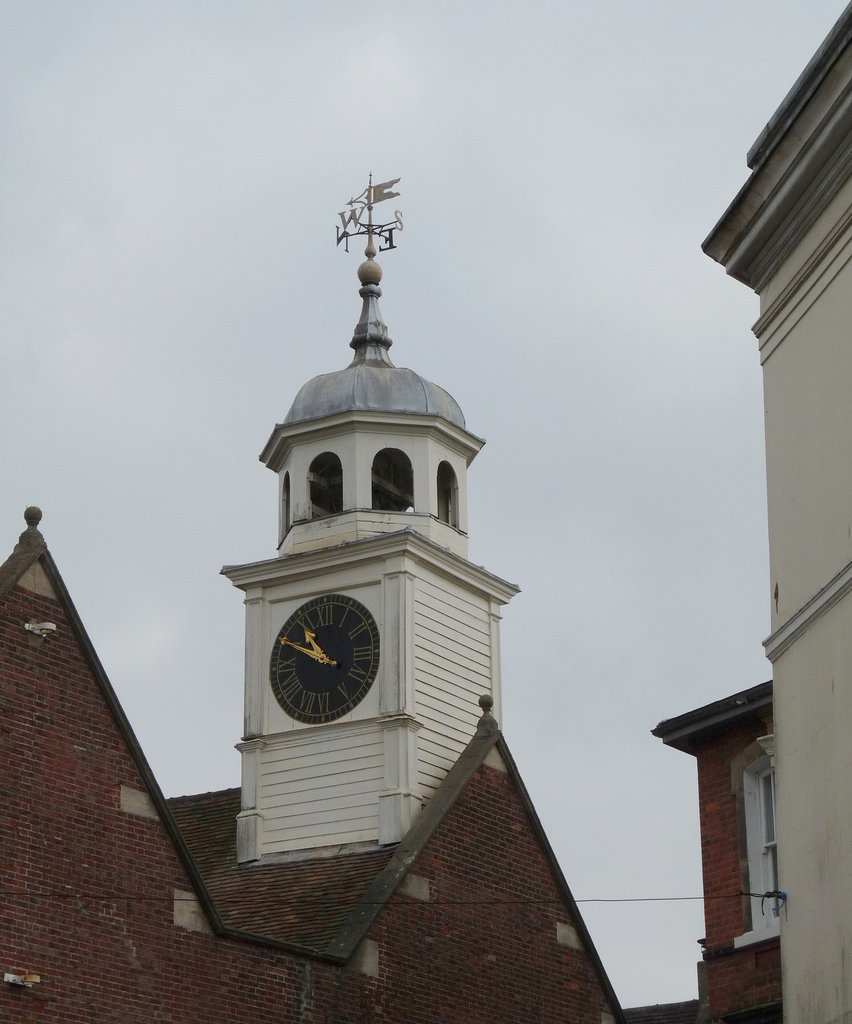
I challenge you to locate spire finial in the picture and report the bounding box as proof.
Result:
[336,175,404,353]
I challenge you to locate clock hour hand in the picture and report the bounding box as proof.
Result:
[279,632,338,667]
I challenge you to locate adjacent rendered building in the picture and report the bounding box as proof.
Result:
[704,8,852,1023]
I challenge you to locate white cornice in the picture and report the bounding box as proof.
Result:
[260,410,485,472]
[764,555,852,661]
[222,528,520,605]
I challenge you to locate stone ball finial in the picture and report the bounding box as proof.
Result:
[357,258,382,285]
[475,692,498,738]
[14,505,46,554]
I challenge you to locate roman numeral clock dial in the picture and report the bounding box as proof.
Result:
[269,594,380,724]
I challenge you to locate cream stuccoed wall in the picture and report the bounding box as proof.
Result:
[703,15,852,1022]
[759,175,852,630]
[756,126,852,1024]
[770,602,852,1024]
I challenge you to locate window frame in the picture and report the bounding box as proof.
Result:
[735,744,780,947]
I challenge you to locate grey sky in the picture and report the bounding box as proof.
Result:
[1,0,841,1008]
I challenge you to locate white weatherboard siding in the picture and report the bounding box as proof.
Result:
[259,725,384,854]
[414,575,493,795]
[227,525,517,860]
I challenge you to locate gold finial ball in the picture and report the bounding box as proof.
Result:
[357,258,382,285]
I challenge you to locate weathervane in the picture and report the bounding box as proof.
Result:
[336,174,403,254]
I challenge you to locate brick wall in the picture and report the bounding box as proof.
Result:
[360,755,614,1024]
[0,571,620,1024]
[693,723,780,1021]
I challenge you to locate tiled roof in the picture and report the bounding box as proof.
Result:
[623,1000,701,1024]
[168,788,394,954]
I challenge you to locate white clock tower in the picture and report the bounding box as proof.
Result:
[224,186,517,863]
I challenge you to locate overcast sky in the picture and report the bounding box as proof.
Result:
[1,0,844,1010]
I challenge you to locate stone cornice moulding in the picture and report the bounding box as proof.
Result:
[703,46,852,290]
[742,113,852,291]
[754,196,852,363]
[764,555,852,661]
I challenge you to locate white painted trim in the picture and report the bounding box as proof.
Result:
[379,714,422,844]
[236,738,265,809]
[764,555,852,660]
[733,921,780,949]
[236,810,263,863]
[381,571,412,714]
[262,410,484,473]
[243,593,264,738]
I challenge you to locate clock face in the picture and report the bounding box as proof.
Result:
[269,593,380,725]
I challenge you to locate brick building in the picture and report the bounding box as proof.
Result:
[0,510,624,1023]
[1,203,626,1022]
[654,684,781,1024]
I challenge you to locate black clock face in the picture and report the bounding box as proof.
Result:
[269,593,380,724]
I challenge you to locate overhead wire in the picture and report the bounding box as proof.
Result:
[0,889,787,906]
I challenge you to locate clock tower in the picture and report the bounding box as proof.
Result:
[224,182,518,863]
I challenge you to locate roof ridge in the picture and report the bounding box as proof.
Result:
[167,787,240,805]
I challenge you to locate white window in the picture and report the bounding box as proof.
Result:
[736,746,780,946]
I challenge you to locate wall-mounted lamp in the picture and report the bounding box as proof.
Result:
[24,622,56,638]
[23,621,56,648]
[4,972,41,987]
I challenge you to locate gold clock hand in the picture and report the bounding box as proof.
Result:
[302,627,323,652]
[302,627,339,666]
[280,636,338,667]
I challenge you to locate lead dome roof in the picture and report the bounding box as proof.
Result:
[283,351,466,428]
[282,259,466,429]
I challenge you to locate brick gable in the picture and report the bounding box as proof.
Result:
[362,750,618,1023]
[1,538,623,1023]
